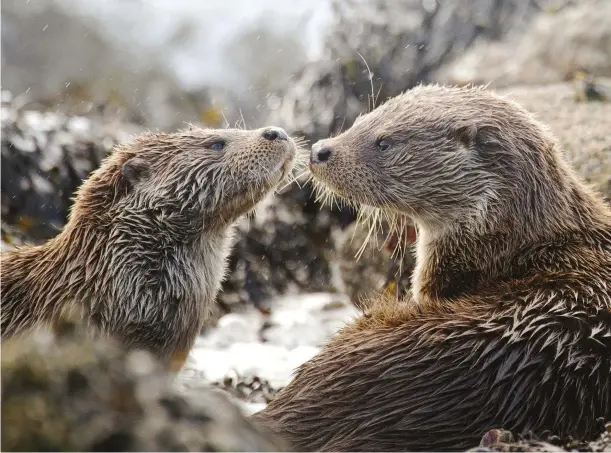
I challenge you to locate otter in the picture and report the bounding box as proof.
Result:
[254,85,611,451]
[1,126,296,371]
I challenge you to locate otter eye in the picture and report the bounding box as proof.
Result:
[209,140,225,151]
[376,138,393,151]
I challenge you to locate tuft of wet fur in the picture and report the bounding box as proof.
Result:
[1,126,300,369]
[255,85,611,451]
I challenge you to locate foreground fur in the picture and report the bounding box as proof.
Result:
[255,85,611,451]
[1,126,296,369]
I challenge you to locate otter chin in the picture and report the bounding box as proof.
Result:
[255,85,611,451]
[1,126,297,371]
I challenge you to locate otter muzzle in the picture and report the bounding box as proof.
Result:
[310,141,334,165]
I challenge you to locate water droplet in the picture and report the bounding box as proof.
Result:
[422,0,438,13]
[267,94,282,110]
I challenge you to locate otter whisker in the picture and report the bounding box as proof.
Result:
[238,109,247,130]
[220,110,230,129]
[339,115,347,133]
[374,82,384,109]
[303,173,315,187]
[276,179,293,193]
[388,214,412,273]
[278,169,308,192]
[355,218,375,261]
[356,51,376,112]
[294,169,310,180]
[292,136,310,147]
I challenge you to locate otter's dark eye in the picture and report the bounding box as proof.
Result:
[209,141,225,151]
[376,138,393,151]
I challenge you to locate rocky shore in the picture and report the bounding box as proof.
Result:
[2,0,610,450]
[1,314,288,452]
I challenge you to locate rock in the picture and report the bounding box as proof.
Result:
[1,313,288,452]
[259,293,358,349]
[437,0,611,89]
[498,81,611,199]
[182,293,357,393]
[269,60,363,145]
[0,0,219,132]
[181,342,320,396]
[469,422,611,452]
[1,90,140,242]
[174,292,359,417]
[480,429,515,448]
[271,0,561,144]
[215,184,352,317]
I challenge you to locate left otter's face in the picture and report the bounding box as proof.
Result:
[308,85,547,227]
[75,126,296,234]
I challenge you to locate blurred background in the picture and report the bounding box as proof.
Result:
[2,0,329,130]
[2,0,611,415]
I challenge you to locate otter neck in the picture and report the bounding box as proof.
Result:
[1,234,83,338]
[2,219,232,345]
[411,171,611,303]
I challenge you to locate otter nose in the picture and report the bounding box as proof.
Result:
[311,141,334,164]
[262,127,288,141]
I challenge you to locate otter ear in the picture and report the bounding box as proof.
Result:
[122,157,150,187]
[450,122,478,148]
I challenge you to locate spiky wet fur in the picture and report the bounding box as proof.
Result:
[1,126,303,368]
[255,85,611,451]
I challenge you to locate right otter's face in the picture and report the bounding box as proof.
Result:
[308,85,547,227]
[76,126,296,233]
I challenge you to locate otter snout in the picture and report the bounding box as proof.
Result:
[262,127,288,142]
[310,141,334,165]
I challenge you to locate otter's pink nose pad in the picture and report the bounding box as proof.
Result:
[311,141,334,164]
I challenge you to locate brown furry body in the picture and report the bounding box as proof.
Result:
[255,86,611,451]
[1,126,296,370]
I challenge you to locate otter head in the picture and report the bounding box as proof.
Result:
[309,85,565,233]
[72,126,296,237]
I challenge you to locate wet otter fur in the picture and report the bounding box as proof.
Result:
[254,85,611,451]
[1,126,297,370]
